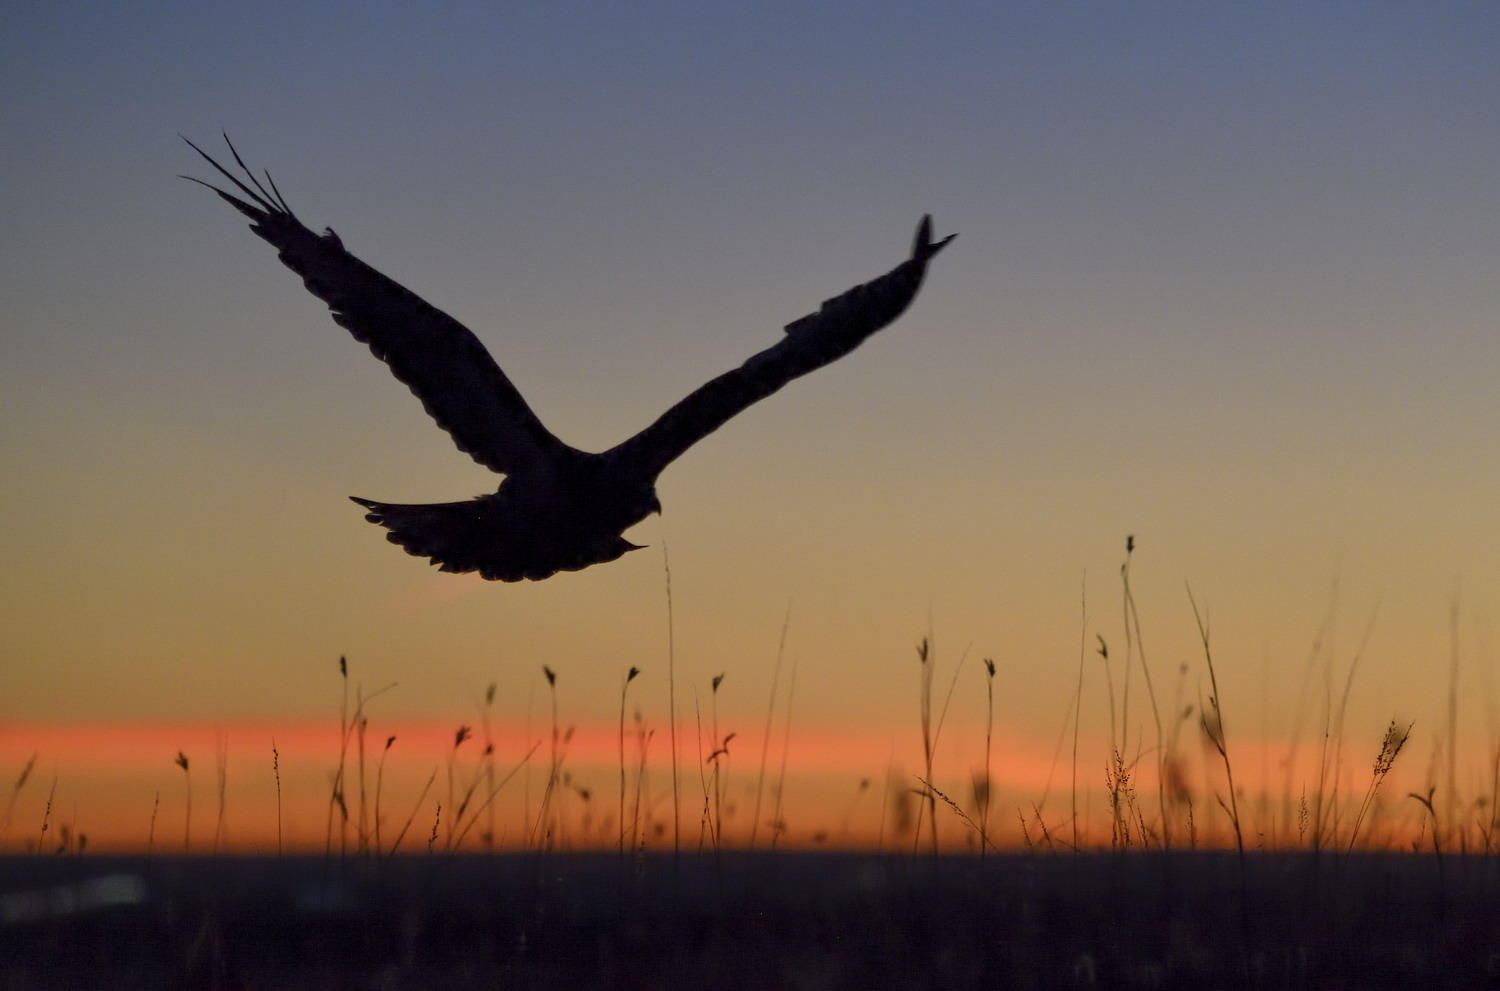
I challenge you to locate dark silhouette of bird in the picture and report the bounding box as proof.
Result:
[184,136,955,582]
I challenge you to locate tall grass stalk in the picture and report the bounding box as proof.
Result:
[1097,638,1127,848]
[271,739,282,858]
[877,739,895,853]
[1120,537,1168,848]
[693,694,710,851]
[662,545,681,857]
[447,724,472,849]
[214,736,228,854]
[523,681,534,849]
[356,715,368,853]
[147,790,159,865]
[1317,600,1381,849]
[175,751,191,853]
[326,655,349,858]
[1188,586,1244,863]
[37,773,56,856]
[387,768,436,856]
[630,713,652,853]
[374,735,394,854]
[919,776,999,854]
[482,682,496,850]
[750,604,791,849]
[980,657,996,859]
[1280,589,1335,846]
[451,742,539,849]
[1072,578,1086,852]
[619,665,639,855]
[915,637,938,857]
[1447,591,1460,844]
[536,665,559,850]
[769,649,800,851]
[1347,718,1412,852]
[710,673,725,848]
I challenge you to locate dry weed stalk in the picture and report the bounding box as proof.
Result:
[769,650,801,851]
[214,736,228,854]
[1347,718,1413,852]
[325,655,349,857]
[451,742,539,849]
[918,775,1001,854]
[373,735,395,853]
[1071,580,1086,851]
[175,751,191,853]
[271,739,282,857]
[750,604,791,849]
[387,768,436,856]
[482,682,497,850]
[662,545,680,856]
[447,725,472,849]
[37,774,57,856]
[1120,536,1168,848]
[618,665,640,854]
[981,657,996,858]
[710,673,727,848]
[147,790,160,864]
[915,637,938,857]
[1188,587,1244,860]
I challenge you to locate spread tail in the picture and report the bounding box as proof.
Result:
[350,495,641,582]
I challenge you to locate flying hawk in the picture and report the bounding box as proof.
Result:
[185,136,955,582]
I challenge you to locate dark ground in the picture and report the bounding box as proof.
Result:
[3,850,1499,989]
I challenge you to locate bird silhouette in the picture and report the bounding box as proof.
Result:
[184,136,955,581]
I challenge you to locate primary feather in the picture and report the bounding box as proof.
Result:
[185,135,954,581]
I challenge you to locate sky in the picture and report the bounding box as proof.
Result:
[3,1,1499,850]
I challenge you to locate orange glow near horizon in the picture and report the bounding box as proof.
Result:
[1,716,1475,854]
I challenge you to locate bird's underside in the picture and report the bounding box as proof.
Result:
[185,135,954,581]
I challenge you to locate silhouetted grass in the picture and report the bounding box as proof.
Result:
[11,542,1500,988]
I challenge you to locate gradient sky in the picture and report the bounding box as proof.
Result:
[4,1,1499,848]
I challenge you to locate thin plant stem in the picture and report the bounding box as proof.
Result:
[387,768,437,857]
[769,650,801,851]
[663,544,680,857]
[272,739,282,858]
[750,603,791,849]
[1073,576,1086,851]
[619,666,639,855]
[1187,586,1244,864]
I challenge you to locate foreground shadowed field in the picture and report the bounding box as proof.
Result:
[3,851,1499,989]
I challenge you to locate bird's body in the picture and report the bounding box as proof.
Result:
[352,454,660,582]
[185,136,953,581]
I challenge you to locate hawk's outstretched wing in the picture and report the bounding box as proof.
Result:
[607,217,955,479]
[183,136,575,476]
